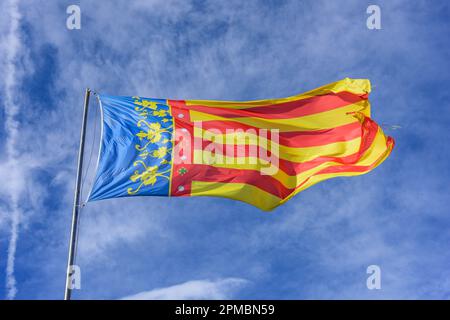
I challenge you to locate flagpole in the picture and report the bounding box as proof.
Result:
[64,88,91,300]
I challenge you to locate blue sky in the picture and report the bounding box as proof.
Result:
[0,0,449,299]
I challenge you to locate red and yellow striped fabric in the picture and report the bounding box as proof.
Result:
[168,78,394,210]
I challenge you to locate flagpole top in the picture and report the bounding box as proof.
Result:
[85,88,99,95]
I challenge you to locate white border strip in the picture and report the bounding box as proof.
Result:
[84,93,105,203]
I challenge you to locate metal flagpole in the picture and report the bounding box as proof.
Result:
[64,88,91,300]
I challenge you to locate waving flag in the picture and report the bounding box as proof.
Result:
[88,78,394,210]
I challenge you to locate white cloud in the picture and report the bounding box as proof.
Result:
[1,0,24,300]
[121,278,248,300]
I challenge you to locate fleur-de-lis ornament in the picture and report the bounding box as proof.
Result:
[128,99,173,195]
[128,161,170,195]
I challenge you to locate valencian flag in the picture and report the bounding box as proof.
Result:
[88,78,394,210]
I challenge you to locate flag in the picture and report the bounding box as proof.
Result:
[88,78,394,210]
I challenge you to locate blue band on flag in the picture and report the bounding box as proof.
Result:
[88,95,173,201]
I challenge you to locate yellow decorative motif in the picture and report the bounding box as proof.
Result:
[135,120,172,151]
[128,98,173,195]
[134,99,159,117]
[151,146,170,159]
[134,99,158,110]
[127,160,170,195]
[138,150,150,159]
[153,109,170,117]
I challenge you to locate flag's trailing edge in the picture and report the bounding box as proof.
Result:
[88,78,394,211]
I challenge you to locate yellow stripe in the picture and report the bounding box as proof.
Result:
[194,126,362,163]
[190,180,282,211]
[189,128,391,211]
[282,146,392,205]
[193,127,390,190]
[279,129,393,206]
[185,78,370,109]
[189,100,370,131]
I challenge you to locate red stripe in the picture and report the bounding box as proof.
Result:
[278,117,378,175]
[184,91,366,119]
[169,99,393,200]
[173,128,387,200]
[171,164,293,199]
[196,121,363,148]
[315,137,394,175]
[171,126,390,200]
[170,100,291,198]
[194,117,379,176]
[293,137,394,191]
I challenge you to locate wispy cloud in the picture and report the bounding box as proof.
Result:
[1,0,24,300]
[121,278,248,300]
